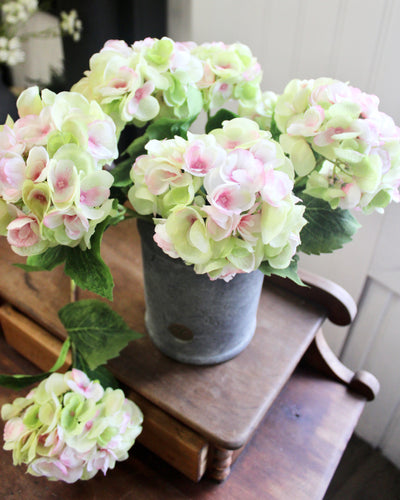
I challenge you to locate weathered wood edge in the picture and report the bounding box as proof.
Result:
[303,328,380,401]
[125,388,209,482]
[0,303,72,372]
[264,268,357,326]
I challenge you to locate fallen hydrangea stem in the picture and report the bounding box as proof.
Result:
[1,369,143,483]
[70,279,78,303]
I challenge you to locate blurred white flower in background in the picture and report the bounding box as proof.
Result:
[60,9,82,42]
[0,0,82,67]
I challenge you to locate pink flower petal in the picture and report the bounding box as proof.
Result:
[210,183,254,214]
[261,169,293,206]
[7,216,40,248]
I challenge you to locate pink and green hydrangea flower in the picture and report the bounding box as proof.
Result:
[274,78,400,212]
[192,41,262,112]
[238,90,278,131]
[129,118,306,280]
[0,86,119,256]
[6,213,49,256]
[72,37,205,131]
[1,369,143,483]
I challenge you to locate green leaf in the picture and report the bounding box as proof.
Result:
[63,205,124,300]
[106,200,126,227]
[59,299,142,371]
[113,133,150,189]
[205,109,238,134]
[124,206,145,219]
[109,185,129,205]
[115,115,198,187]
[15,204,122,299]
[259,255,304,286]
[270,113,281,142]
[123,132,150,157]
[0,338,71,390]
[72,350,119,389]
[15,245,67,272]
[146,115,198,140]
[298,192,360,255]
[110,158,135,188]
[64,219,114,300]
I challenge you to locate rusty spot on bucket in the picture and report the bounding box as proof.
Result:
[168,323,194,341]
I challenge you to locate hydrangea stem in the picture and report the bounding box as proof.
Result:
[70,279,78,303]
[294,176,307,190]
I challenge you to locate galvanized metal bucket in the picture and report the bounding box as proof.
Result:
[137,219,264,365]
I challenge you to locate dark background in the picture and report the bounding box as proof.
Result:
[0,0,167,121]
[56,0,167,88]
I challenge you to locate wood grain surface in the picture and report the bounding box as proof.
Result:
[0,218,328,450]
[0,218,373,497]
[0,334,366,500]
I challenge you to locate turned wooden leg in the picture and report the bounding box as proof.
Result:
[303,328,380,401]
[208,446,234,482]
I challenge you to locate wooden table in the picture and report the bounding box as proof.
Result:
[0,219,378,499]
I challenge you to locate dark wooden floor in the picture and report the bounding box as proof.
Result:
[324,434,400,499]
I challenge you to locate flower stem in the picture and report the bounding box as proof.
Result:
[294,176,307,188]
[70,279,78,303]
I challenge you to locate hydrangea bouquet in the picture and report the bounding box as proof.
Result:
[1,88,118,254]
[2,368,143,482]
[274,78,400,212]
[0,86,126,298]
[67,38,400,284]
[129,117,306,281]
[1,37,400,483]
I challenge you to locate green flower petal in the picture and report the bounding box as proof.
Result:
[291,140,316,176]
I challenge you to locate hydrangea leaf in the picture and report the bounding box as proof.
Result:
[16,222,115,300]
[146,115,198,140]
[269,114,281,141]
[112,134,150,188]
[123,132,150,158]
[298,192,360,255]
[116,116,199,189]
[0,338,71,389]
[205,109,238,134]
[64,219,114,300]
[72,351,119,390]
[259,255,304,286]
[109,185,130,205]
[104,200,126,227]
[109,159,135,188]
[15,245,68,272]
[59,299,142,371]
[63,202,126,300]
